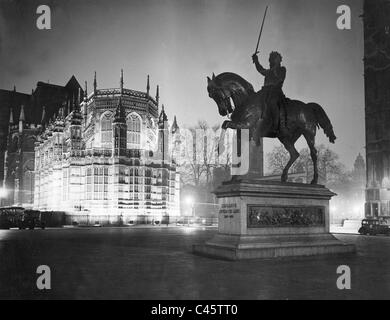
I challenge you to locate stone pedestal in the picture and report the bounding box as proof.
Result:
[193,179,356,260]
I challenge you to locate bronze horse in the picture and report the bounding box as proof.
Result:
[207,72,336,185]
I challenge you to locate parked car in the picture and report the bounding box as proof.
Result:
[0,207,26,229]
[358,219,390,236]
[17,210,46,230]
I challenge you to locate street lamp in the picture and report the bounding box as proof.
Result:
[185,196,194,207]
[185,196,195,225]
[0,187,7,198]
[0,187,8,207]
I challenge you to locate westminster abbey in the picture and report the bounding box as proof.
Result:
[1,72,181,224]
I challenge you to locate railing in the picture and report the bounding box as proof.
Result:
[95,88,148,99]
[85,148,112,157]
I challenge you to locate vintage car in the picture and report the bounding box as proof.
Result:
[358,219,390,236]
[0,207,25,229]
[17,210,46,230]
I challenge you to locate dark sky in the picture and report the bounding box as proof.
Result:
[0,0,364,167]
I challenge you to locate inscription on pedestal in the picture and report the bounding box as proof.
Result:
[247,205,325,228]
[219,203,240,219]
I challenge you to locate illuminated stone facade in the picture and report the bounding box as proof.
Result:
[8,72,180,224]
[2,77,82,207]
[364,0,390,218]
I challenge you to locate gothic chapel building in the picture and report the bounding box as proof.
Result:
[3,72,181,224]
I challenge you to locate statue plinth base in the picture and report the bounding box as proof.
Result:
[193,179,355,260]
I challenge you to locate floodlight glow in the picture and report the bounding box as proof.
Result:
[185,196,194,206]
[0,187,8,198]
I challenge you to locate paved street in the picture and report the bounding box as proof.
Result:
[0,226,389,300]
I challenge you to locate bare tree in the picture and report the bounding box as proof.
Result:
[179,120,232,187]
[179,126,205,187]
[267,143,347,185]
[266,144,290,174]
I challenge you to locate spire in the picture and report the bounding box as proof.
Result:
[19,105,25,133]
[120,69,124,93]
[13,85,16,92]
[146,75,150,96]
[354,153,365,170]
[159,104,168,124]
[156,85,160,106]
[84,81,88,101]
[114,96,126,123]
[9,107,14,125]
[171,115,179,134]
[19,105,25,122]
[93,71,97,93]
[41,106,46,124]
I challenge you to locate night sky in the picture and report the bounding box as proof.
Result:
[0,0,364,168]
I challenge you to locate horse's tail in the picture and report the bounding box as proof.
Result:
[309,103,336,144]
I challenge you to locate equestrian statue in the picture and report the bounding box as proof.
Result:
[207,49,336,184]
[207,6,336,185]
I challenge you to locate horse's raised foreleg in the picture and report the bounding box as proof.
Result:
[279,138,300,183]
[304,133,318,185]
[219,120,251,158]
[222,120,248,130]
[218,121,237,155]
[221,120,231,130]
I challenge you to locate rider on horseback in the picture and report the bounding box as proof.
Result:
[252,51,286,135]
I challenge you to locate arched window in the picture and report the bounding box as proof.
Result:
[127,114,141,149]
[101,113,112,144]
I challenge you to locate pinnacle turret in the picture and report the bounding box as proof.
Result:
[156,85,160,106]
[120,69,124,93]
[147,75,150,96]
[93,71,97,93]
[114,96,126,123]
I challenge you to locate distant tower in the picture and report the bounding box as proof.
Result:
[171,116,181,164]
[354,153,366,176]
[363,0,390,218]
[112,97,127,157]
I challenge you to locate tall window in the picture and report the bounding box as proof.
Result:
[101,113,112,144]
[127,114,141,149]
[90,166,109,200]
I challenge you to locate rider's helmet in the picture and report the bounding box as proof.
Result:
[269,51,282,64]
